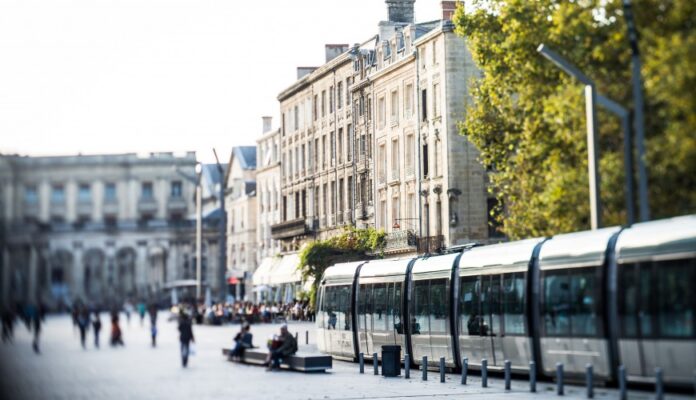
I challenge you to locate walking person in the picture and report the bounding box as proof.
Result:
[137,301,146,326]
[77,307,90,349]
[110,311,124,347]
[92,311,102,348]
[177,310,194,368]
[25,303,41,354]
[1,306,15,343]
[148,303,158,347]
[123,300,133,326]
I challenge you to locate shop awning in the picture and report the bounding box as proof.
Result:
[268,253,302,285]
[253,256,281,286]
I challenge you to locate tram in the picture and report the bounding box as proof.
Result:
[316,215,696,387]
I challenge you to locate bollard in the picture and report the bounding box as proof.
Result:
[359,352,364,374]
[530,361,537,393]
[586,364,594,399]
[505,360,512,390]
[305,330,309,345]
[655,367,664,400]
[556,362,564,396]
[373,353,379,375]
[422,356,428,381]
[440,357,446,383]
[404,354,410,379]
[461,357,468,385]
[618,365,627,400]
[481,358,488,388]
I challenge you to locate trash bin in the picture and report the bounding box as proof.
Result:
[381,345,401,377]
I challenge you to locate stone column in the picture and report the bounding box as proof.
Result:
[72,242,84,302]
[28,245,38,304]
[1,247,11,308]
[135,241,147,298]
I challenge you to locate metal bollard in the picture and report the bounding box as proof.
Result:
[530,361,537,392]
[373,353,379,375]
[618,365,627,400]
[461,357,468,385]
[505,360,512,390]
[305,330,309,345]
[404,354,410,379]
[440,357,446,383]
[556,362,564,396]
[481,358,488,388]
[359,352,364,374]
[586,364,594,399]
[655,367,664,400]
[422,356,428,381]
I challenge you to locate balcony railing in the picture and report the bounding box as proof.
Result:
[270,218,309,240]
[167,196,187,213]
[383,230,417,254]
[137,196,158,214]
[103,198,118,216]
[417,235,445,254]
[76,199,92,217]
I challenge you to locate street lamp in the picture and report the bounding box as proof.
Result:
[175,163,203,301]
[537,44,601,230]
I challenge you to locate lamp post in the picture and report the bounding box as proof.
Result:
[212,149,227,303]
[538,44,601,230]
[194,163,203,300]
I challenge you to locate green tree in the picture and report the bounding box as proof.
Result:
[297,226,385,309]
[453,0,696,239]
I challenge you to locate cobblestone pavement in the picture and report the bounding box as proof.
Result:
[0,314,688,400]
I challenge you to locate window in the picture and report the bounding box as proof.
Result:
[422,144,429,178]
[322,183,328,218]
[104,183,116,201]
[391,139,400,180]
[337,128,344,164]
[308,141,313,172]
[430,279,448,334]
[410,280,429,335]
[542,267,598,337]
[347,176,353,211]
[51,184,65,204]
[347,124,353,162]
[378,143,386,184]
[282,112,286,136]
[314,138,319,171]
[657,258,695,337]
[337,83,343,109]
[78,183,91,202]
[330,131,335,166]
[421,89,428,121]
[141,182,153,199]
[432,40,437,65]
[170,181,182,198]
[329,85,334,113]
[434,137,441,177]
[313,95,318,121]
[301,144,306,172]
[502,273,526,335]
[433,83,440,118]
[619,263,653,337]
[358,284,373,330]
[378,96,386,129]
[294,105,299,131]
[391,282,403,333]
[345,78,351,104]
[419,46,426,69]
[373,283,388,331]
[390,90,398,124]
[321,136,326,169]
[321,90,326,117]
[391,196,399,228]
[330,181,336,216]
[408,193,416,222]
[481,275,501,336]
[24,185,38,204]
[404,83,413,117]
[405,133,415,175]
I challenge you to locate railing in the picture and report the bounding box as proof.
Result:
[417,235,445,254]
[383,230,417,254]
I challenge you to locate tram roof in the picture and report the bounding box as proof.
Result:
[539,226,621,270]
[458,238,544,274]
[411,252,460,279]
[616,214,696,263]
[359,257,413,278]
[322,261,365,285]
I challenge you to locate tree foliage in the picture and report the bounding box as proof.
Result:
[298,226,386,308]
[453,0,696,239]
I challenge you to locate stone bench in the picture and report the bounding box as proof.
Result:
[222,348,332,372]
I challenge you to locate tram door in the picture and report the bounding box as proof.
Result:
[409,279,431,363]
[482,274,503,366]
[324,285,354,358]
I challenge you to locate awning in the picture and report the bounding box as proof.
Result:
[268,253,302,285]
[227,276,240,285]
[253,256,281,286]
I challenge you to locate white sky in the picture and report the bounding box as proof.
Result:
[0,0,444,163]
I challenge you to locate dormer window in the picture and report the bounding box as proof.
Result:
[382,40,391,60]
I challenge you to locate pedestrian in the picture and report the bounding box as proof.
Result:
[265,324,297,371]
[110,312,124,347]
[92,311,102,348]
[137,301,146,326]
[123,300,133,326]
[77,307,90,349]
[150,323,157,347]
[229,323,253,360]
[148,303,158,327]
[177,310,194,367]
[1,306,15,343]
[25,303,41,354]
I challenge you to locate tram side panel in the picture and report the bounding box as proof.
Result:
[356,277,405,360]
[319,284,356,360]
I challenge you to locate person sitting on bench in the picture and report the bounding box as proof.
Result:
[229,323,253,359]
[266,324,297,371]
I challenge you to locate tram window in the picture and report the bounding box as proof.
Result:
[482,275,500,336]
[459,276,481,336]
[324,286,337,330]
[656,258,695,338]
[430,279,448,334]
[502,272,526,335]
[318,287,326,328]
[638,266,653,337]
[393,282,403,334]
[571,269,597,336]
[412,280,430,335]
[358,284,371,330]
[543,271,572,336]
[338,285,351,331]
[618,264,639,337]
[373,283,388,331]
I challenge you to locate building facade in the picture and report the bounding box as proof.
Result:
[0,152,222,310]
[256,117,282,260]
[224,146,257,300]
[271,0,491,256]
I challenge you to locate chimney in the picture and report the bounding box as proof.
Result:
[262,116,272,134]
[441,1,458,21]
[297,66,318,80]
[325,44,349,63]
[386,0,415,24]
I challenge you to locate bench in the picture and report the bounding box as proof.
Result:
[222,348,332,372]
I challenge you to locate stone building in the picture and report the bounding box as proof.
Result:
[0,152,223,310]
[255,117,282,261]
[223,146,257,300]
[271,0,492,256]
